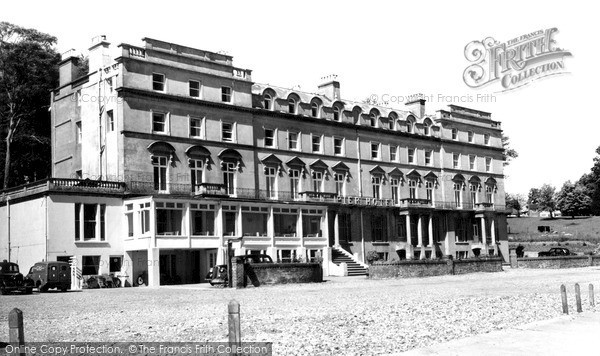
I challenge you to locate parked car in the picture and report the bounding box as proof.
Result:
[206,254,273,286]
[26,261,71,292]
[538,248,576,257]
[0,260,33,295]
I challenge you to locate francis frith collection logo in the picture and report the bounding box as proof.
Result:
[463,28,571,92]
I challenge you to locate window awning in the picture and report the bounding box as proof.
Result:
[185,145,211,160]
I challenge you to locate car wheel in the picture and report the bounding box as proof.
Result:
[113,278,122,288]
[60,286,68,292]
[39,285,48,293]
[137,275,145,286]
[25,287,33,295]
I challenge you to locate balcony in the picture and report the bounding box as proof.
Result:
[128,181,191,195]
[475,202,495,212]
[399,198,432,209]
[0,178,126,201]
[298,191,338,203]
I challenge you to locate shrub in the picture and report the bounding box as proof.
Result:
[366,251,380,264]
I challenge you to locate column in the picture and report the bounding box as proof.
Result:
[490,218,497,255]
[480,216,488,256]
[427,215,434,247]
[405,214,413,260]
[147,247,160,287]
[417,215,425,259]
[428,215,435,259]
[333,211,340,246]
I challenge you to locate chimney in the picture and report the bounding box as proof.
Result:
[58,49,80,86]
[317,74,341,101]
[88,35,111,73]
[405,96,426,118]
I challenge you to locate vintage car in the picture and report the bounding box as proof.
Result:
[537,247,576,257]
[0,260,33,295]
[26,261,71,292]
[206,254,273,286]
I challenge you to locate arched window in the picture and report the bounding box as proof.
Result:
[333,106,341,121]
[369,113,377,127]
[264,94,273,110]
[423,123,430,136]
[288,98,296,114]
[406,120,413,133]
[311,102,320,118]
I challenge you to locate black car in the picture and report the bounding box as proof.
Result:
[0,260,33,295]
[206,254,273,286]
[538,248,575,257]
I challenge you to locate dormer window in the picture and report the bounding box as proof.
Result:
[333,106,341,121]
[468,131,474,143]
[288,98,297,114]
[264,94,273,110]
[423,124,430,136]
[221,87,232,103]
[311,102,320,118]
[452,128,458,140]
[369,113,377,127]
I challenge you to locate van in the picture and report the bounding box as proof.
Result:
[27,261,71,292]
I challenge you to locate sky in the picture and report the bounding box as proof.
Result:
[3,0,598,195]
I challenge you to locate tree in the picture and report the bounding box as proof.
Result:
[528,184,557,218]
[505,193,522,216]
[502,134,518,166]
[0,22,60,188]
[578,146,600,216]
[556,181,592,218]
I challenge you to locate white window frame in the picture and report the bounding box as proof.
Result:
[390,177,400,203]
[265,166,278,199]
[334,172,346,197]
[484,133,490,145]
[152,73,165,92]
[425,181,434,203]
[152,111,169,135]
[408,148,416,164]
[453,153,460,169]
[221,86,233,103]
[451,128,458,140]
[288,98,297,114]
[312,171,324,192]
[390,145,398,162]
[223,161,237,195]
[221,121,235,142]
[311,134,322,153]
[152,155,169,192]
[264,94,273,110]
[264,128,276,148]
[371,142,381,160]
[369,113,378,127]
[425,150,433,166]
[333,137,344,156]
[106,110,114,132]
[288,131,300,151]
[189,116,204,138]
[409,179,418,199]
[311,102,320,118]
[485,157,492,172]
[372,176,382,199]
[189,80,201,98]
[333,106,341,121]
[469,155,476,171]
[289,169,301,199]
[468,131,474,143]
[190,159,204,190]
[76,121,82,143]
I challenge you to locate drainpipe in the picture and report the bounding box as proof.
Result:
[45,196,49,262]
[7,197,10,262]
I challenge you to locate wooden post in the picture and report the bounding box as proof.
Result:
[228,300,241,356]
[589,284,595,307]
[560,284,568,314]
[9,308,25,356]
[575,283,582,313]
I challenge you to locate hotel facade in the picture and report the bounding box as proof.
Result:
[0,36,508,286]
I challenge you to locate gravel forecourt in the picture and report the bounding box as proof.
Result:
[1,267,599,355]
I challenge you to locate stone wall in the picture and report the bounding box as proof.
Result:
[245,263,323,286]
[516,255,600,269]
[369,258,503,279]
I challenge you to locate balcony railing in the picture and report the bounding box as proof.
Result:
[399,198,432,209]
[128,181,191,195]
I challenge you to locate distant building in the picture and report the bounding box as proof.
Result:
[0,36,508,286]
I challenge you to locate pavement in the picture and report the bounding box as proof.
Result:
[398,311,600,355]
